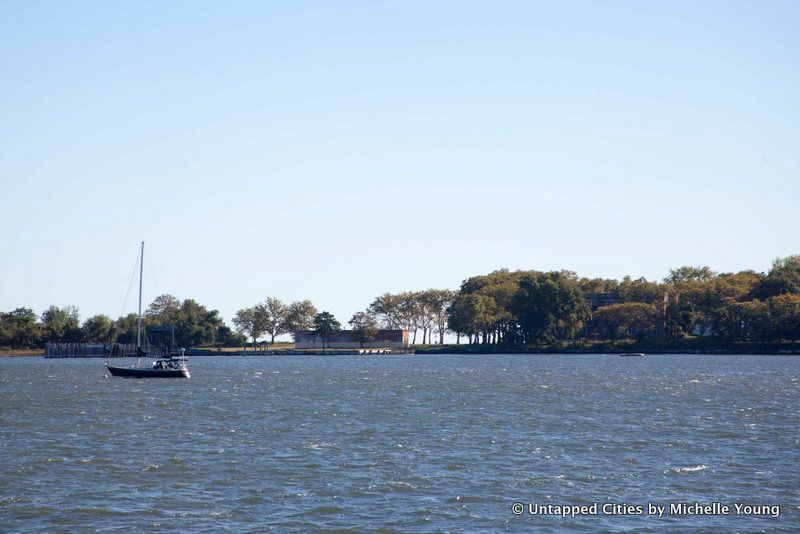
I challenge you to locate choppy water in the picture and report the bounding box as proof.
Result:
[1,354,798,532]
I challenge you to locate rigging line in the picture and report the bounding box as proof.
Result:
[120,247,140,320]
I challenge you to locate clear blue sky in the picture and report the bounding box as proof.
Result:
[2,1,798,330]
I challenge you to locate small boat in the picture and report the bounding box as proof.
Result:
[106,241,191,379]
[619,352,646,357]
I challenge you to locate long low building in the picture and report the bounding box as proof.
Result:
[295,330,409,349]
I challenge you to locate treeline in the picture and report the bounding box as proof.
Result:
[0,296,244,349]
[230,256,799,347]
[443,256,800,345]
[2,256,799,350]
[232,299,318,345]
[231,290,454,348]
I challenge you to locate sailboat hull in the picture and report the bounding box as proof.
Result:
[106,365,190,378]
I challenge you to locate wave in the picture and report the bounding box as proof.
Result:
[671,464,708,474]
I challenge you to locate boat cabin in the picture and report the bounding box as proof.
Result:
[152,357,187,370]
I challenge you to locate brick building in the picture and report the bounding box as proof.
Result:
[294,329,409,349]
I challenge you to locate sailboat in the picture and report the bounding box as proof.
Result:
[106,241,190,378]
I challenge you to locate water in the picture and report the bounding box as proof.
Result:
[1,354,798,532]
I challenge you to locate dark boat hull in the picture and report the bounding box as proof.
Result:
[106,365,189,378]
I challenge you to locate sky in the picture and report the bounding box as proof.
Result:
[1,0,799,330]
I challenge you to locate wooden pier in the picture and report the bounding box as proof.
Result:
[44,342,139,358]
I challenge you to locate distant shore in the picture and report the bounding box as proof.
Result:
[4,344,800,357]
[0,349,43,357]
[415,346,800,356]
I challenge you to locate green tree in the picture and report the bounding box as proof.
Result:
[397,291,423,343]
[715,271,764,300]
[349,311,379,347]
[672,272,762,339]
[476,280,518,344]
[368,293,404,329]
[41,305,82,343]
[618,276,664,304]
[313,311,341,349]
[709,299,769,342]
[577,277,621,294]
[261,297,289,344]
[423,289,455,344]
[81,314,117,343]
[144,296,229,347]
[145,294,181,317]
[509,272,588,344]
[284,300,318,337]
[407,290,439,345]
[114,313,140,344]
[447,293,492,344]
[454,269,529,344]
[665,266,716,284]
[766,294,800,342]
[752,256,800,299]
[0,308,41,348]
[217,324,246,346]
[233,306,266,348]
[172,299,222,347]
[594,303,657,343]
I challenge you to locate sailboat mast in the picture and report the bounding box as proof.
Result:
[137,241,144,349]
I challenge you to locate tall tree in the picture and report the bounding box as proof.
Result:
[395,292,418,343]
[233,306,266,348]
[665,266,716,284]
[453,269,528,344]
[145,296,231,347]
[594,303,657,343]
[216,324,246,346]
[0,308,41,348]
[145,294,181,317]
[476,281,517,344]
[509,272,588,344]
[448,294,492,344]
[284,300,318,336]
[313,311,341,349]
[618,276,664,304]
[423,289,455,344]
[81,314,117,343]
[349,311,379,347]
[41,305,82,343]
[577,277,621,294]
[412,291,436,344]
[752,255,800,299]
[708,298,768,342]
[261,297,289,344]
[766,294,800,342]
[368,293,404,329]
[114,313,140,344]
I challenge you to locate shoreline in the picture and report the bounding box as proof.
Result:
[0,349,44,357]
[415,346,800,356]
[4,348,800,358]
[6,338,800,358]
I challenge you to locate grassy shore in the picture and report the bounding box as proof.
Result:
[0,348,44,357]
[194,342,296,352]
